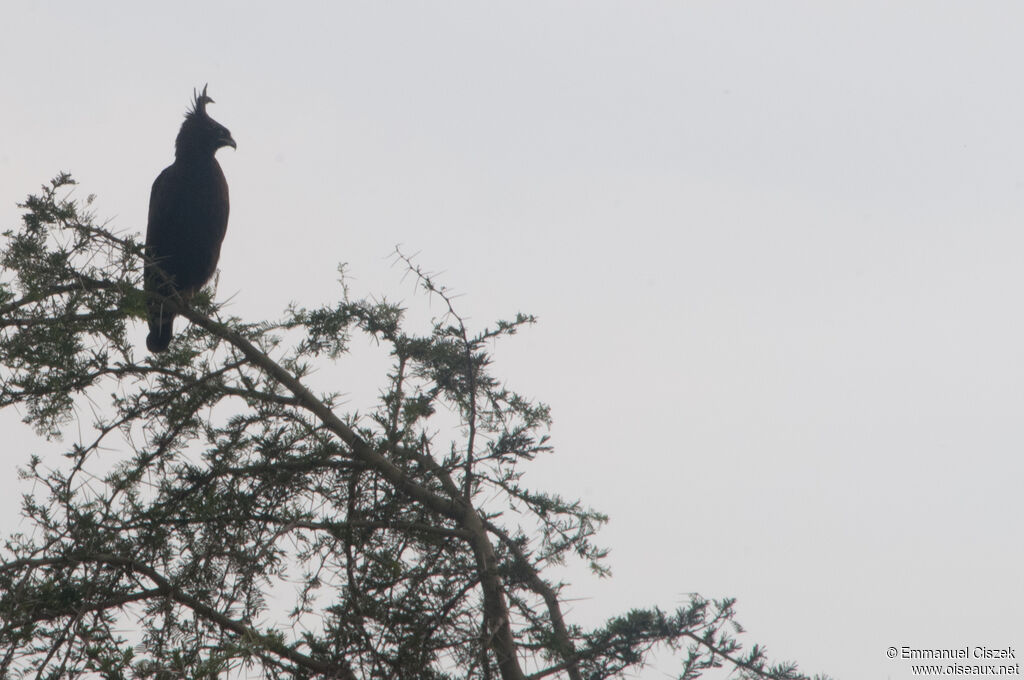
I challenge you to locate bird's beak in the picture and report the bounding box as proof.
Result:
[221,131,237,150]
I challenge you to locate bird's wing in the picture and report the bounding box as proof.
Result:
[145,165,179,251]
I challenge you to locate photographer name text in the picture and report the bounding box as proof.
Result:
[895,647,1016,660]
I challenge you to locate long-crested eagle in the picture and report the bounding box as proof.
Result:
[145,84,236,353]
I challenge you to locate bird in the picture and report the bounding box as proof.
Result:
[144,84,236,353]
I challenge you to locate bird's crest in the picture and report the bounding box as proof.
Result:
[188,84,215,118]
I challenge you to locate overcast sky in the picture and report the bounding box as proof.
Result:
[3,3,1023,678]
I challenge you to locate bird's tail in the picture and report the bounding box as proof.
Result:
[146,310,174,353]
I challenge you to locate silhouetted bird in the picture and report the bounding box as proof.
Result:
[145,84,236,353]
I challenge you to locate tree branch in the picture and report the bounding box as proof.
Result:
[177,305,528,680]
[1,552,357,679]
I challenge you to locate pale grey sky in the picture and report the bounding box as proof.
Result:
[3,3,1023,678]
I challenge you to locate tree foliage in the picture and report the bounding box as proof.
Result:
[0,175,827,680]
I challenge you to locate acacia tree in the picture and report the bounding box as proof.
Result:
[0,175,825,680]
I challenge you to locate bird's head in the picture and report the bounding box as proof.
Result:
[174,84,237,158]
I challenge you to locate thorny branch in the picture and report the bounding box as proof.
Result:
[0,175,827,680]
